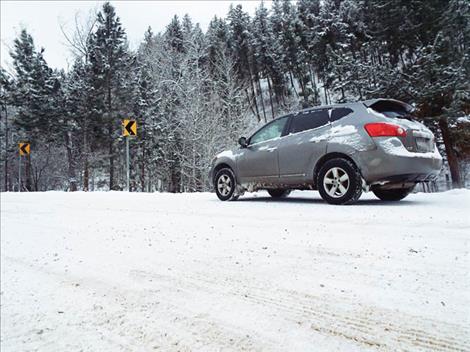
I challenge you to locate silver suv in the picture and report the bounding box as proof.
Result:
[210,99,442,204]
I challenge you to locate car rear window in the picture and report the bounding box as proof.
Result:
[331,108,353,122]
[290,109,329,134]
[368,101,411,118]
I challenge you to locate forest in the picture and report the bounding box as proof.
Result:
[1,0,469,192]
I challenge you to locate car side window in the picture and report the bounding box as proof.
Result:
[331,108,353,122]
[249,116,289,145]
[290,109,329,134]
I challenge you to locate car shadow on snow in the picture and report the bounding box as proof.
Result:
[235,196,424,206]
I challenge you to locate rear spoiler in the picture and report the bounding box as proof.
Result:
[363,99,414,114]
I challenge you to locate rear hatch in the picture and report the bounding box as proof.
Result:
[364,99,435,153]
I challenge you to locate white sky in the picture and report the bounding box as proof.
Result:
[1,0,268,72]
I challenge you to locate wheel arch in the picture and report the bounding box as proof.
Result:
[212,162,236,184]
[313,152,360,187]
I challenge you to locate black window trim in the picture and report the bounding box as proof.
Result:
[247,104,355,143]
[330,107,354,123]
[287,108,331,135]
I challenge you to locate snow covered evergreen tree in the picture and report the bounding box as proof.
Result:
[88,2,130,190]
[9,29,64,190]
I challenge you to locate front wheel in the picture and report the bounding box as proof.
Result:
[267,189,291,198]
[214,168,238,201]
[373,187,414,201]
[317,158,362,205]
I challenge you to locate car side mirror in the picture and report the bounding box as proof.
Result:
[238,136,248,148]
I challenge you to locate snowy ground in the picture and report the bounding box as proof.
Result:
[1,190,469,352]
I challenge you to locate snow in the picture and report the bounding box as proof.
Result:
[457,116,470,123]
[1,190,470,351]
[328,125,367,149]
[307,124,368,151]
[258,145,277,152]
[329,124,357,137]
[377,137,443,159]
[309,124,357,143]
[216,149,242,158]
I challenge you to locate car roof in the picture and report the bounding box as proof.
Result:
[291,98,413,115]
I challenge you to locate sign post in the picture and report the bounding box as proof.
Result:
[18,142,30,192]
[18,152,21,192]
[122,120,137,192]
[126,137,130,192]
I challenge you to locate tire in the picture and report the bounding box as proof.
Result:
[317,158,362,205]
[373,187,414,201]
[214,168,238,201]
[267,189,291,198]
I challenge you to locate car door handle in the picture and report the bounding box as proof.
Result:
[310,138,328,143]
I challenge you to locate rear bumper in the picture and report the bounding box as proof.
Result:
[376,173,439,183]
[355,140,443,184]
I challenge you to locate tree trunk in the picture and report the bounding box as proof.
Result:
[83,117,89,191]
[108,124,115,190]
[106,73,114,190]
[65,131,77,191]
[267,77,275,119]
[3,105,8,191]
[256,75,267,123]
[25,154,32,191]
[308,66,318,105]
[439,116,462,188]
[245,89,259,120]
[147,164,152,192]
[83,158,89,191]
[192,147,196,192]
[169,167,179,193]
[141,145,146,192]
[298,73,307,104]
[249,78,261,122]
[289,71,298,97]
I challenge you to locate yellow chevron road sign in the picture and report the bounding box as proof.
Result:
[123,119,137,136]
[19,142,30,156]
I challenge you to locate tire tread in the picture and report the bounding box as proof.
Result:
[317,158,362,205]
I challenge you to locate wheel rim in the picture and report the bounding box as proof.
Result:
[323,167,350,198]
[217,174,232,196]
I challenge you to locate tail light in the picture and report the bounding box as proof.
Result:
[364,123,407,137]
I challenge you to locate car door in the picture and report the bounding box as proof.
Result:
[237,116,290,184]
[277,109,331,184]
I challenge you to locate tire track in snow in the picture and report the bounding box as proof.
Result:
[2,256,276,352]
[129,268,470,352]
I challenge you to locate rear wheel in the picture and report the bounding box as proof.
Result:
[214,168,238,201]
[267,189,291,198]
[317,158,362,205]
[373,187,414,201]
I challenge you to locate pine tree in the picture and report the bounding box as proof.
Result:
[9,29,61,190]
[297,0,321,105]
[0,68,13,191]
[206,16,230,77]
[408,0,470,187]
[88,2,130,190]
[131,27,161,191]
[227,4,262,121]
[252,2,281,117]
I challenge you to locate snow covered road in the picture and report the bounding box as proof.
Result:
[1,190,470,351]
